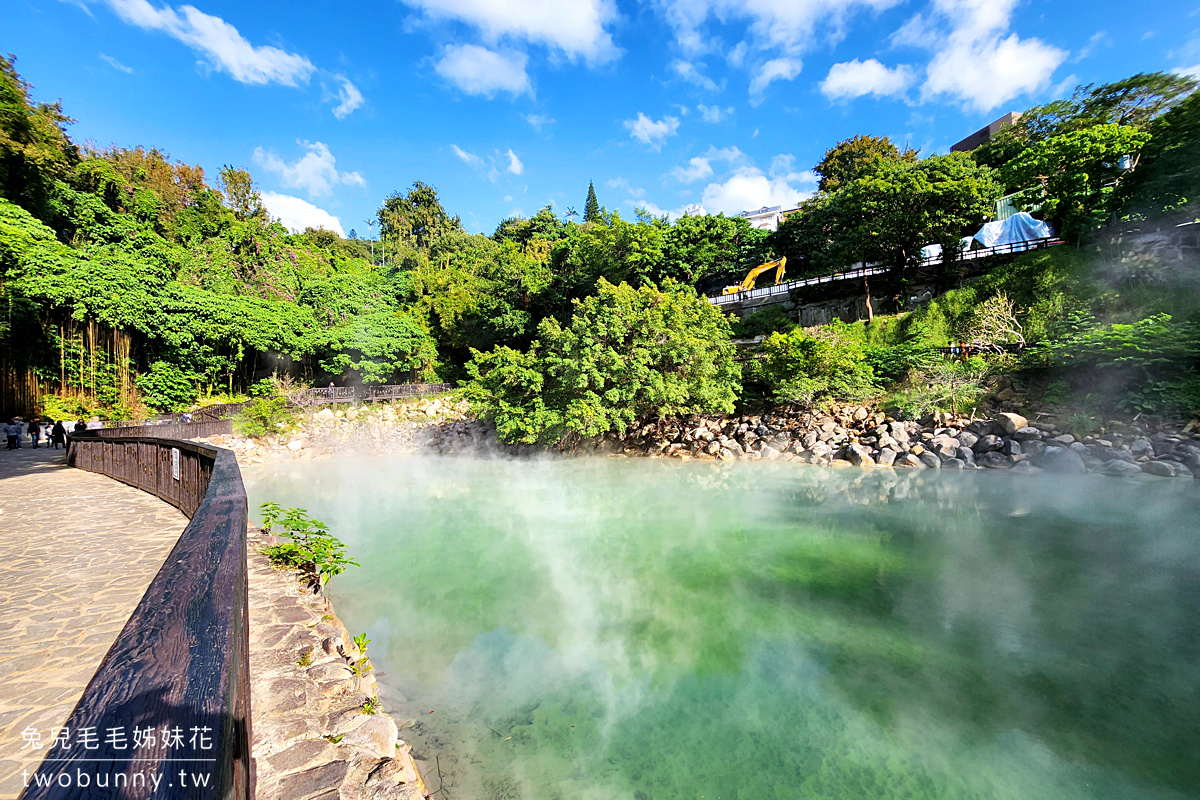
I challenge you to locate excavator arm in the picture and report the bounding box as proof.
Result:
[722,256,787,295]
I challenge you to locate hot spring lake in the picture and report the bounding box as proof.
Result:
[245,455,1200,800]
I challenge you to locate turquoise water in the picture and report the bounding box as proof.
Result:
[245,455,1200,800]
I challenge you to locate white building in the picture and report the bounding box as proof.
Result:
[736,204,802,232]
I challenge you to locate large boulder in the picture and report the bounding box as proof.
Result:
[1103,460,1143,478]
[973,435,1004,454]
[919,451,941,469]
[876,448,898,467]
[1040,447,1086,475]
[977,451,1013,469]
[846,444,875,467]
[994,412,1028,435]
[1013,426,1042,441]
[1141,460,1176,478]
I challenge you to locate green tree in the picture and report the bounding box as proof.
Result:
[463,279,741,444]
[0,54,80,220]
[836,152,1001,274]
[814,134,916,194]
[1121,91,1200,220]
[1003,124,1150,240]
[660,213,765,287]
[584,180,601,223]
[379,181,463,256]
[757,324,877,407]
[218,165,266,221]
[317,310,437,384]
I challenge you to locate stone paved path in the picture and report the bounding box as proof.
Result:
[0,446,186,799]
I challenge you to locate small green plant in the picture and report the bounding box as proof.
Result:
[350,632,374,681]
[361,697,380,715]
[260,502,360,595]
[235,396,293,438]
[297,650,314,667]
[324,734,344,744]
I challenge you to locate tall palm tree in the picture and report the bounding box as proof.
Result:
[564,206,578,223]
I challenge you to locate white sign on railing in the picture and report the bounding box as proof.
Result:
[172,447,180,481]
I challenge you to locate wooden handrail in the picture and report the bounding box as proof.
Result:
[22,435,253,799]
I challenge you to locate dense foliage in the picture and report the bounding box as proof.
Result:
[1,51,1197,432]
[463,280,740,444]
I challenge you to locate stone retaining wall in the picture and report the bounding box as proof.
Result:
[247,527,426,800]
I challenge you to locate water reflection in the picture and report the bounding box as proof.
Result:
[246,456,1200,800]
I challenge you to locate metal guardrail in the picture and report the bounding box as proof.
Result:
[24,435,252,799]
[709,238,1065,306]
[289,383,453,406]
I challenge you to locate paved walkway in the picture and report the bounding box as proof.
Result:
[0,445,187,799]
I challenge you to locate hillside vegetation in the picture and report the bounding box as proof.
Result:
[1,54,1198,439]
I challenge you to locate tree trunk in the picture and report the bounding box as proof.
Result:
[863,276,874,323]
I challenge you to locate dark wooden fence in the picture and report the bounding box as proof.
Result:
[23,435,253,799]
[361,383,454,402]
[93,419,234,440]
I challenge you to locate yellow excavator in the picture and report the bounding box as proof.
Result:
[722,256,787,295]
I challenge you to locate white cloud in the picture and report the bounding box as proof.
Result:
[697,104,733,122]
[101,0,314,85]
[670,145,744,183]
[821,58,914,100]
[699,165,815,215]
[749,57,802,98]
[435,44,531,96]
[657,0,900,56]
[99,53,134,73]
[1076,30,1110,62]
[623,112,681,150]
[400,0,619,63]
[253,141,364,198]
[671,60,720,91]
[331,75,364,119]
[261,191,344,235]
[523,113,554,131]
[607,177,646,197]
[451,145,484,166]
[506,149,524,175]
[913,0,1067,112]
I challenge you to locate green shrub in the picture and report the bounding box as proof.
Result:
[464,279,741,444]
[235,396,292,437]
[135,361,198,412]
[259,502,358,593]
[888,357,990,418]
[758,326,877,407]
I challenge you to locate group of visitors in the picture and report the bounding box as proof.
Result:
[4,416,100,451]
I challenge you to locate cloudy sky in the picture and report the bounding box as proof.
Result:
[4,0,1196,235]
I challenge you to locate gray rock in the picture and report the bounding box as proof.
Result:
[876,448,898,467]
[994,412,1028,435]
[955,430,980,449]
[956,446,976,465]
[1022,440,1046,458]
[967,420,994,436]
[1010,462,1044,475]
[1141,460,1176,477]
[1040,447,1086,475]
[899,454,926,469]
[919,451,942,469]
[847,444,875,466]
[1001,439,1022,456]
[942,457,966,469]
[1103,460,1143,478]
[977,451,1013,469]
[1130,438,1153,457]
[1013,426,1042,441]
[1053,434,1077,445]
[974,435,1004,453]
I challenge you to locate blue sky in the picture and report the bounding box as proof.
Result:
[3,0,1198,235]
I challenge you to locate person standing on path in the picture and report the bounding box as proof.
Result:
[28,417,41,448]
[4,419,17,450]
[51,420,67,450]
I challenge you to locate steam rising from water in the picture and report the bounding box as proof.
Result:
[246,456,1200,800]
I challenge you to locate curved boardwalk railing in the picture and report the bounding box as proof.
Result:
[22,435,252,799]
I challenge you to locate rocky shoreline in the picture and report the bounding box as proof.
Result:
[247,526,426,800]
[200,396,1200,480]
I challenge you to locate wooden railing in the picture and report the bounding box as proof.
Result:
[361,383,454,402]
[22,435,253,799]
[93,419,234,441]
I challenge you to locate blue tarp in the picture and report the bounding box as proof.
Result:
[974,212,1053,248]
